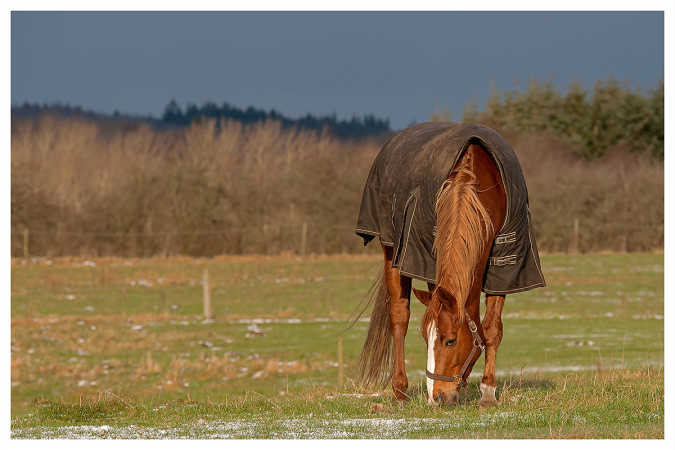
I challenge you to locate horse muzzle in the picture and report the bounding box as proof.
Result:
[430,390,459,407]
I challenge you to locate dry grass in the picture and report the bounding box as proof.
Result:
[12,116,376,257]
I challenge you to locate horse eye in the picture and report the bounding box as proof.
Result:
[444,339,456,347]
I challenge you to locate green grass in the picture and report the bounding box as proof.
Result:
[10,253,664,438]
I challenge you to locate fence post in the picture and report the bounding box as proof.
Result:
[130,234,137,258]
[300,222,308,256]
[337,336,344,390]
[569,218,579,254]
[203,268,213,321]
[23,228,29,259]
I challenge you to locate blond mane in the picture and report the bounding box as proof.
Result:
[422,148,493,331]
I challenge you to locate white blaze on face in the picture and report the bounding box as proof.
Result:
[426,321,437,403]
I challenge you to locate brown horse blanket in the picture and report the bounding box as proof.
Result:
[355,122,546,295]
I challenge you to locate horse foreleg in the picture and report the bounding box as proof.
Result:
[383,246,411,400]
[480,294,505,407]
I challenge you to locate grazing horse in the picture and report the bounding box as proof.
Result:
[355,122,545,406]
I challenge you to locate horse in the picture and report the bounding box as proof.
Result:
[354,122,545,406]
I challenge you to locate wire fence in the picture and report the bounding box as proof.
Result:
[10,220,663,259]
[11,223,371,258]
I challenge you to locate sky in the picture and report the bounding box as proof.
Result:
[11,11,664,129]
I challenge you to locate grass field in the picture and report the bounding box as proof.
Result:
[10,253,663,438]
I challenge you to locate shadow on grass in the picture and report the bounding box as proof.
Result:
[391,377,557,408]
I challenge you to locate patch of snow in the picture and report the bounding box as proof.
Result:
[576,290,605,296]
[464,361,665,378]
[245,323,266,338]
[565,340,595,347]
[231,317,367,325]
[552,334,609,339]
[632,314,663,320]
[337,393,381,398]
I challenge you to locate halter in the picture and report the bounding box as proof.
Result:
[425,312,485,388]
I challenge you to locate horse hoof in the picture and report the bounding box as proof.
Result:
[479,398,498,408]
[392,382,409,400]
[479,383,497,408]
[393,388,409,401]
[392,378,408,400]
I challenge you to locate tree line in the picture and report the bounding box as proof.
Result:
[11,99,392,140]
[449,76,663,159]
[13,75,663,157]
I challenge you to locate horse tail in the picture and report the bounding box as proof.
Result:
[431,145,494,323]
[357,269,393,387]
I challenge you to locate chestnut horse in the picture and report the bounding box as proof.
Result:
[358,143,507,407]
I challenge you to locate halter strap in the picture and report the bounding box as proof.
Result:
[426,312,485,388]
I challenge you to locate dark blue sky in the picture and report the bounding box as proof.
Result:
[11,11,664,129]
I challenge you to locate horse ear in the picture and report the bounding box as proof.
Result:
[437,286,458,313]
[413,288,432,306]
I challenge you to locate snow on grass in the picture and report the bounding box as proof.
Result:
[480,361,664,377]
[502,312,664,320]
[11,415,515,439]
[232,317,369,324]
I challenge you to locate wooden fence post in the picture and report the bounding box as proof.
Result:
[23,228,29,259]
[569,218,579,254]
[337,336,344,390]
[130,234,137,258]
[300,222,308,256]
[203,268,213,321]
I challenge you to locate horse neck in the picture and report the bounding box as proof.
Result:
[434,145,494,321]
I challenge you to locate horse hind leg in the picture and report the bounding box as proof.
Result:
[480,294,506,407]
[383,245,412,400]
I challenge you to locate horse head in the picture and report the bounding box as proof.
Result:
[414,287,483,406]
